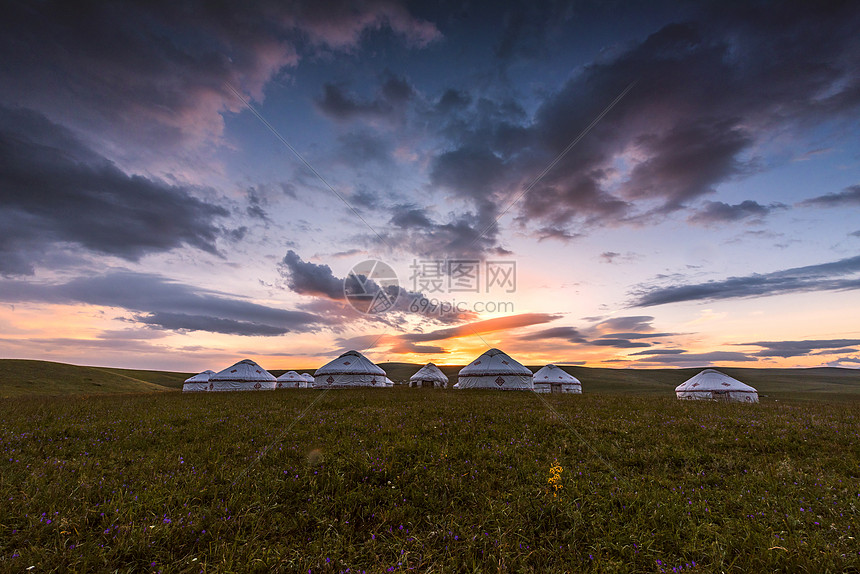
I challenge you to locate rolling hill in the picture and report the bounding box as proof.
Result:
[2,359,859,400]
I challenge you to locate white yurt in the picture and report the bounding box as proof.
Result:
[182,370,214,393]
[533,364,582,394]
[384,377,395,387]
[301,373,315,385]
[675,369,759,403]
[409,363,449,388]
[456,348,534,390]
[276,370,306,389]
[313,350,389,388]
[209,359,277,392]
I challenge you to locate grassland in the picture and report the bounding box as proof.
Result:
[1,388,859,573]
[4,359,860,401]
[0,360,188,398]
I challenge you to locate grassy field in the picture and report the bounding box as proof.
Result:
[4,359,860,401]
[1,388,859,572]
[0,360,188,398]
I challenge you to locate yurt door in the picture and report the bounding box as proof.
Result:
[551,383,562,394]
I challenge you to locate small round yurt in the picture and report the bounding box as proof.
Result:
[533,364,582,394]
[409,363,448,388]
[456,348,533,390]
[313,350,389,388]
[276,370,306,389]
[209,359,277,392]
[301,373,314,386]
[182,370,214,393]
[675,369,758,403]
[384,377,395,387]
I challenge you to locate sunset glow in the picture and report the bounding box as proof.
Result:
[1,1,858,372]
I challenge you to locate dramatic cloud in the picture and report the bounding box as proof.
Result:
[315,75,415,124]
[0,272,321,336]
[488,4,860,233]
[279,250,345,300]
[0,107,228,275]
[688,200,786,225]
[401,313,561,343]
[798,185,860,208]
[631,255,860,307]
[0,0,438,156]
[589,339,651,349]
[520,326,587,344]
[277,250,478,324]
[740,339,860,358]
[630,351,756,366]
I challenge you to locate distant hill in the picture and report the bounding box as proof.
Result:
[0,359,189,398]
[2,359,859,400]
[379,362,860,400]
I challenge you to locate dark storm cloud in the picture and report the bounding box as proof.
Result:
[688,200,787,225]
[0,272,322,336]
[0,0,438,153]
[740,339,860,358]
[0,107,228,276]
[315,74,415,123]
[798,185,860,208]
[630,255,860,307]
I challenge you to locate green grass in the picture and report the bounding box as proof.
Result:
[3,360,859,401]
[1,389,858,572]
[0,360,187,398]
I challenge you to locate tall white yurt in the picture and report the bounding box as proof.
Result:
[276,370,306,389]
[409,363,449,388]
[182,370,214,393]
[209,359,277,392]
[675,369,758,403]
[313,350,389,388]
[456,348,533,390]
[533,364,582,394]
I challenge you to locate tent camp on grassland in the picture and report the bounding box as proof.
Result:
[675,369,759,403]
[409,362,448,388]
[456,348,533,390]
[532,364,582,394]
[182,370,214,393]
[313,350,390,388]
[209,359,277,392]
[276,370,306,389]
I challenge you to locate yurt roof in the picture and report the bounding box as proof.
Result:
[675,369,757,393]
[210,359,276,382]
[410,362,449,383]
[184,369,214,383]
[458,348,531,376]
[533,364,581,384]
[314,350,385,376]
[301,373,314,382]
[277,370,305,382]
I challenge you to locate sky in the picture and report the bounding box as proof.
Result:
[1,0,859,372]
